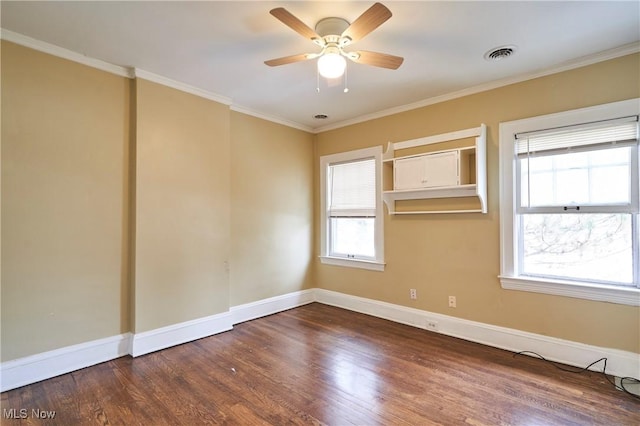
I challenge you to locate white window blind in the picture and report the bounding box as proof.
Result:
[328,158,376,217]
[516,116,639,211]
[515,116,638,156]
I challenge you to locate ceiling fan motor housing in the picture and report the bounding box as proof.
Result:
[315,17,350,44]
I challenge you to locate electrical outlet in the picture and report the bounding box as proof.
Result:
[448,296,457,308]
[410,289,417,300]
[426,320,438,331]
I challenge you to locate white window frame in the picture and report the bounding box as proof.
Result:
[499,98,640,306]
[320,146,385,271]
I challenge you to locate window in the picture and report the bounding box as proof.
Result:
[499,99,639,306]
[320,146,384,271]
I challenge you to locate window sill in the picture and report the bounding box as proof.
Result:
[320,256,385,272]
[499,275,639,306]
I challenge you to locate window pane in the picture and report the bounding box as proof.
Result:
[555,168,589,205]
[591,166,630,203]
[330,218,375,258]
[519,147,631,207]
[521,214,633,284]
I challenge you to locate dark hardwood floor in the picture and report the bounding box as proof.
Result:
[2,303,638,425]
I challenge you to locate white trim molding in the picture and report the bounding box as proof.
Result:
[314,289,640,379]
[131,289,316,358]
[230,289,315,325]
[0,28,133,78]
[0,30,234,106]
[3,28,638,135]
[1,333,132,392]
[501,276,640,306]
[314,42,640,133]
[2,289,638,392]
[319,256,385,271]
[133,68,232,106]
[0,290,310,392]
[130,312,233,357]
[230,105,313,133]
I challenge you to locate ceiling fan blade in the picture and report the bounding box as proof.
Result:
[350,51,404,69]
[341,3,392,44]
[264,53,318,67]
[270,8,321,42]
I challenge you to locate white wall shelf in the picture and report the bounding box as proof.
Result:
[382,124,487,215]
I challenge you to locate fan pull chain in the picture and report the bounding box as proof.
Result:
[343,63,349,93]
[316,67,320,93]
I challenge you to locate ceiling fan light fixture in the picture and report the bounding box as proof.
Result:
[317,51,346,79]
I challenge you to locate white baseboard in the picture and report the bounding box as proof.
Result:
[314,289,640,379]
[230,289,315,325]
[130,312,233,357]
[3,288,638,393]
[0,289,311,392]
[1,333,132,392]
[131,289,315,358]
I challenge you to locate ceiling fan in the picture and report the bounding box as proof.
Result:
[265,2,404,79]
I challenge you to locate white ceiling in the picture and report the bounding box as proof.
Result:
[2,1,639,132]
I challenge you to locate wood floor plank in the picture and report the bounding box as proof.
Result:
[1,303,638,425]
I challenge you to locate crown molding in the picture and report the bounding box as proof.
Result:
[0,28,233,106]
[133,68,232,106]
[230,104,314,133]
[314,42,640,133]
[3,27,637,134]
[1,28,134,78]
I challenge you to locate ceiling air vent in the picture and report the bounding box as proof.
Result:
[484,46,516,61]
[314,114,329,120]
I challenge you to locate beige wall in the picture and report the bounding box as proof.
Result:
[315,53,640,353]
[1,42,315,361]
[1,38,638,364]
[1,41,131,360]
[133,79,231,332]
[230,112,314,306]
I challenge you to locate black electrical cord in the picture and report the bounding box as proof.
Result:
[514,350,640,400]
